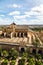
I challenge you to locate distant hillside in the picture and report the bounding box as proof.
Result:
[31,27,43,31]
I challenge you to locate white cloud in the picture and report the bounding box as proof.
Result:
[0,17,12,25]
[24,4,43,24]
[13,17,28,25]
[0,14,5,17]
[25,4,43,16]
[9,11,20,15]
[8,4,22,8]
[12,13,30,20]
[8,4,43,25]
[13,15,27,19]
[12,4,22,8]
[29,19,43,25]
[32,4,43,12]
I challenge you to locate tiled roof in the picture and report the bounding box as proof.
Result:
[15,25,29,29]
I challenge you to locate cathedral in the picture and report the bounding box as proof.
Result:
[0,23,43,54]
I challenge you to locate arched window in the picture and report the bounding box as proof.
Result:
[38,50,42,54]
[14,33,16,37]
[18,33,19,37]
[2,33,4,37]
[21,33,23,37]
[21,47,25,52]
[24,32,27,37]
[32,49,36,54]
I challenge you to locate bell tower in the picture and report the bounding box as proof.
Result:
[10,22,16,38]
[10,22,16,32]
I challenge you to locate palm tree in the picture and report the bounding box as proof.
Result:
[10,60,16,65]
[36,60,43,65]
[2,59,8,65]
[1,50,9,58]
[28,57,35,65]
[9,48,19,60]
[32,38,40,54]
[32,38,41,61]
[22,52,28,59]
[36,54,42,60]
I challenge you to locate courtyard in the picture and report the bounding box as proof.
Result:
[0,48,43,65]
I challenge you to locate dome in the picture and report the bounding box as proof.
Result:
[10,22,16,25]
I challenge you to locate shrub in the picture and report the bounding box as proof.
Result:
[36,60,43,65]
[10,60,15,65]
[2,59,8,65]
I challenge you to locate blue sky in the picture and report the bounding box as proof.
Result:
[0,0,43,25]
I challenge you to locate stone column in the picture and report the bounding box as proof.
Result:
[23,33,24,37]
[4,32,6,37]
[27,32,32,44]
[36,48,38,54]
[29,35,32,44]
[28,34,32,44]
[11,32,13,38]
[19,33,21,37]
[30,48,32,53]
[16,33,18,37]
[32,34,35,40]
